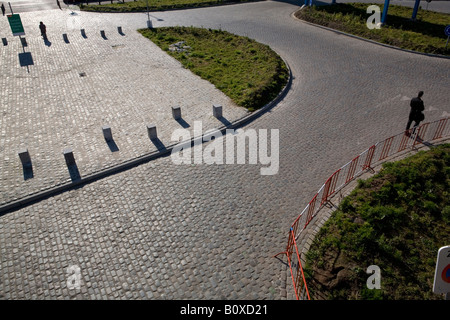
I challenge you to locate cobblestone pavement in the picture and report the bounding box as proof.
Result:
[1,1,449,300]
[0,9,248,205]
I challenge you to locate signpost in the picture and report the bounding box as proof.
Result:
[445,25,450,49]
[7,14,25,36]
[433,245,450,299]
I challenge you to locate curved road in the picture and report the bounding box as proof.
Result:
[0,1,449,300]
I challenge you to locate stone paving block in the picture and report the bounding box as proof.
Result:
[0,2,449,302]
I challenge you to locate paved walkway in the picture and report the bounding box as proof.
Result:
[0,1,449,300]
[0,9,248,206]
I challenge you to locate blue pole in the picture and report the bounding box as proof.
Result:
[381,0,390,24]
[411,0,421,20]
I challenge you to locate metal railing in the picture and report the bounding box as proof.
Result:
[275,117,450,300]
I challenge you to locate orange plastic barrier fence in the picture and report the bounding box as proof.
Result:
[276,118,449,300]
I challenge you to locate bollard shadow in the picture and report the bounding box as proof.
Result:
[63,35,70,44]
[22,162,34,180]
[106,139,119,152]
[81,30,87,39]
[101,32,108,40]
[67,164,81,182]
[150,137,166,152]
[176,118,190,128]
[118,29,125,36]
[217,116,231,127]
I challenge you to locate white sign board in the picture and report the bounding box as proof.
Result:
[433,245,450,294]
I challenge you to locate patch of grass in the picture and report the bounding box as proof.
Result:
[80,0,258,13]
[295,3,450,55]
[304,144,450,300]
[138,26,289,111]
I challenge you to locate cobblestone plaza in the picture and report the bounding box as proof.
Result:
[1,0,449,300]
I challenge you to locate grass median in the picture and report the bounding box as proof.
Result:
[79,0,258,12]
[295,3,450,56]
[303,144,450,300]
[139,26,289,111]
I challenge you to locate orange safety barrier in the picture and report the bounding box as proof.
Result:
[305,194,318,228]
[413,122,429,146]
[362,145,375,170]
[433,118,448,140]
[320,169,340,206]
[379,136,394,161]
[398,129,412,152]
[277,117,449,300]
[274,227,311,300]
[345,155,360,184]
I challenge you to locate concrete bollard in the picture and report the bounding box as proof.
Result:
[63,33,69,43]
[100,30,106,39]
[81,29,87,38]
[146,124,157,140]
[63,148,76,167]
[2,38,7,46]
[102,125,113,141]
[18,148,31,165]
[213,104,223,118]
[172,106,182,120]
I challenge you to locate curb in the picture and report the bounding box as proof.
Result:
[77,0,263,14]
[291,7,450,60]
[0,53,292,215]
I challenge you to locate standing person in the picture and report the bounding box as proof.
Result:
[1,3,6,16]
[39,21,47,41]
[406,91,425,131]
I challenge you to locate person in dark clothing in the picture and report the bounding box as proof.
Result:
[1,3,6,16]
[39,22,47,40]
[406,91,425,131]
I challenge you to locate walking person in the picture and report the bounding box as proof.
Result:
[39,21,47,41]
[1,3,6,16]
[406,91,425,132]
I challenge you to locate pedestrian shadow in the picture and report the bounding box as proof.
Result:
[150,137,166,152]
[176,117,190,129]
[44,39,52,46]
